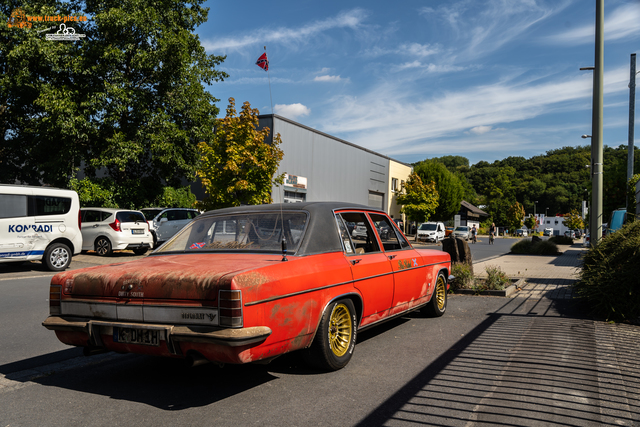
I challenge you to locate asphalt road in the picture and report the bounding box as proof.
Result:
[1,242,637,426]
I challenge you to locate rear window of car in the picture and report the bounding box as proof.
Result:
[116,211,147,223]
[156,212,308,254]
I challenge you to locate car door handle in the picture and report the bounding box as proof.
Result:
[350,259,361,265]
[388,255,397,260]
[93,224,99,228]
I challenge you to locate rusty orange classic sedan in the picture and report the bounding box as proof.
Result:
[44,203,451,371]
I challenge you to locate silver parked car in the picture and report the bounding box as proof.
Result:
[452,226,470,241]
[141,208,200,246]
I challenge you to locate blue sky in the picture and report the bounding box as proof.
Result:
[198,0,640,166]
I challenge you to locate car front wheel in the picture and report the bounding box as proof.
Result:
[305,299,357,371]
[425,272,447,317]
[44,243,72,271]
[95,237,112,256]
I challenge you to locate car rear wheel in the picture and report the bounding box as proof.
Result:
[95,237,112,256]
[44,243,71,271]
[304,299,357,371]
[425,272,447,317]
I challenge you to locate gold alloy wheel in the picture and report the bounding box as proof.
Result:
[328,303,352,357]
[435,276,446,310]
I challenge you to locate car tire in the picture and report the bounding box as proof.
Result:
[424,272,447,317]
[95,237,113,257]
[44,243,72,271]
[151,231,158,247]
[304,299,357,371]
[133,247,148,256]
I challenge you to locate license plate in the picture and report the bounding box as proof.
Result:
[113,327,160,346]
[131,229,144,235]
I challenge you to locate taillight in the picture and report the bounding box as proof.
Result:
[49,284,61,315]
[109,219,121,232]
[78,210,82,230]
[219,290,242,327]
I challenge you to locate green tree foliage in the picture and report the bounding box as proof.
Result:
[1,1,227,207]
[524,215,537,231]
[574,220,640,321]
[413,160,463,221]
[562,209,584,230]
[197,98,284,211]
[154,186,197,208]
[506,201,525,232]
[396,172,439,223]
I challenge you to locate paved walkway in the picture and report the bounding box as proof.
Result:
[473,244,586,300]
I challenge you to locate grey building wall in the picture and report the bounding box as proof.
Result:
[259,115,395,210]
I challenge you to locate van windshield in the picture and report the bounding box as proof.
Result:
[419,223,437,231]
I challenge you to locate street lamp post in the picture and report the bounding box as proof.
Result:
[628,53,637,208]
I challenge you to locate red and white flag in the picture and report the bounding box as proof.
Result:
[255,52,269,71]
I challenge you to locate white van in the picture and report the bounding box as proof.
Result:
[416,221,446,242]
[0,185,83,271]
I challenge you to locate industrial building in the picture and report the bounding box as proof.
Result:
[257,114,412,220]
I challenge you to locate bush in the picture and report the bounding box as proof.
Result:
[574,220,640,322]
[450,263,474,290]
[549,235,573,245]
[478,265,510,291]
[510,239,559,255]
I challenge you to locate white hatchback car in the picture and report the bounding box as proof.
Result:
[80,208,153,256]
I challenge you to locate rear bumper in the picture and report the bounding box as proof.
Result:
[43,316,272,349]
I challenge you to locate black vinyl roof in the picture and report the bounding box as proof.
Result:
[200,202,385,256]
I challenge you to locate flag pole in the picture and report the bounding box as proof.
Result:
[264,46,274,114]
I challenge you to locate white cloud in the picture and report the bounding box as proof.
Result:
[202,9,368,52]
[318,64,630,156]
[547,3,640,46]
[314,75,346,82]
[275,103,311,120]
[469,125,493,135]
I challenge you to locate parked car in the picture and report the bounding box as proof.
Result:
[44,202,452,371]
[445,227,454,237]
[516,229,528,237]
[452,226,470,240]
[416,222,445,242]
[543,228,553,236]
[0,185,82,271]
[142,207,200,246]
[583,232,590,247]
[564,230,576,239]
[80,208,153,256]
[574,229,582,239]
[608,209,627,234]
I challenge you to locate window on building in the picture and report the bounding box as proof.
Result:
[284,191,306,203]
[392,178,398,192]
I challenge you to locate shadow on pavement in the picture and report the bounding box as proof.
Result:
[355,296,640,427]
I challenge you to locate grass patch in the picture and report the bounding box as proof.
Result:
[510,239,559,255]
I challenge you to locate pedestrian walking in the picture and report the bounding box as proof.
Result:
[471,224,477,244]
[489,222,496,244]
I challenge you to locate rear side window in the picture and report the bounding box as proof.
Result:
[116,211,146,223]
[0,195,28,218]
[30,196,71,216]
[82,210,102,222]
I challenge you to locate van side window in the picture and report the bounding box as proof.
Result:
[0,194,28,218]
[29,196,71,216]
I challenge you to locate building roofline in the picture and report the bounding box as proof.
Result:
[258,114,412,168]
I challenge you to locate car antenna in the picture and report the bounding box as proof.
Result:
[280,178,288,262]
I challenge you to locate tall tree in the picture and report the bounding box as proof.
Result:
[1,1,227,207]
[197,98,284,210]
[562,209,584,230]
[506,201,525,233]
[413,159,464,221]
[396,172,439,223]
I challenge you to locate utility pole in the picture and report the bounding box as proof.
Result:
[628,53,637,209]
[591,0,604,247]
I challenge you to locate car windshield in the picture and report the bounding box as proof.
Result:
[142,209,164,220]
[419,223,437,231]
[156,212,308,254]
